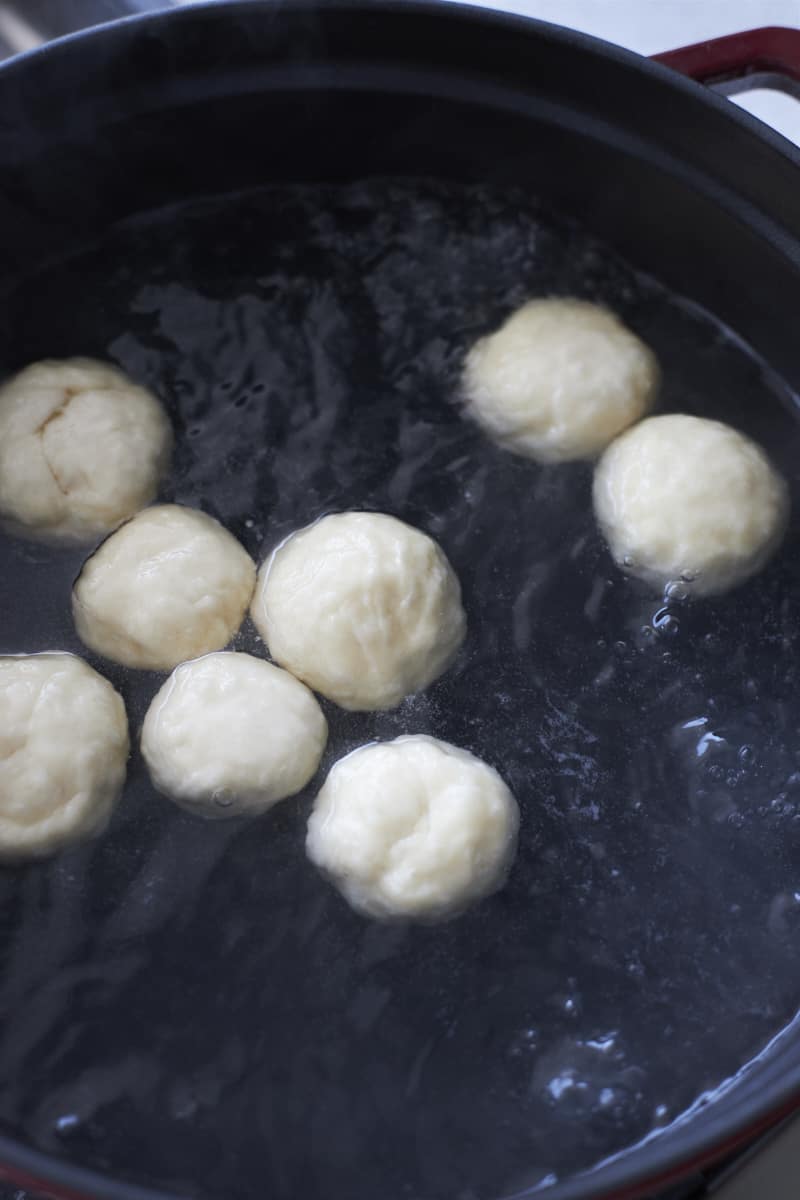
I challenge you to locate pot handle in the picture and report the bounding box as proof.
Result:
[652,26,800,97]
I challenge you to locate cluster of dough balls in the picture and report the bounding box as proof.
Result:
[464,298,789,596]
[60,483,494,918]
[0,348,512,924]
[251,511,466,710]
[0,653,128,861]
[0,358,172,543]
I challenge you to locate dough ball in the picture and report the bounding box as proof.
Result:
[307,735,519,920]
[593,414,789,596]
[252,512,466,711]
[73,505,255,670]
[463,298,658,462]
[0,357,172,543]
[141,652,327,819]
[0,652,128,861]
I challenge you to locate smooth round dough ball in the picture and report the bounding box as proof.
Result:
[307,735,519,920]
[142,652,328,819]
[73,505,256,670]
[0,652,128,861]
[593,414,789,596]
[0,357,172,543]
[252,512,466,711]
[463,298,658,462]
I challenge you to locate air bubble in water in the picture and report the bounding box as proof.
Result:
[547,1071,584,1103]
[652,607,679,637]
[563,994,581,1018]
[54,1113,80,1135]
[509,1027,539,1057]
[585,1033,617,1054]
[770,793,793,816]
[697,730,725,759]
[664,579,690,603]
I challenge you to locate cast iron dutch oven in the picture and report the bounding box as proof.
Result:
[1,6,800,1200]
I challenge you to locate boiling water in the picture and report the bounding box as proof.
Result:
[0,180,799,1200]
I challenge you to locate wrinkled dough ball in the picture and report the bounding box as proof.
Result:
[73,505,255,670]
[593,414,789,596]
[307,735,519,920]
[0,653,128,861]
[463,298,658,462]
[141,652,327,819]
[0,358,172,542]
[252,512,466,711]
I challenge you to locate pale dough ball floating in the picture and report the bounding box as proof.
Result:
[251,511,466,711]
[141,652,327,819]
[593,414,789,597]
[73,504,256,670]
[307,735,519,921]
[0,358,172,543]
[0,653,128,861]
[463,298,658,462]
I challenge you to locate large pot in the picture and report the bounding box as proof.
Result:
[0,6,799,1200]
